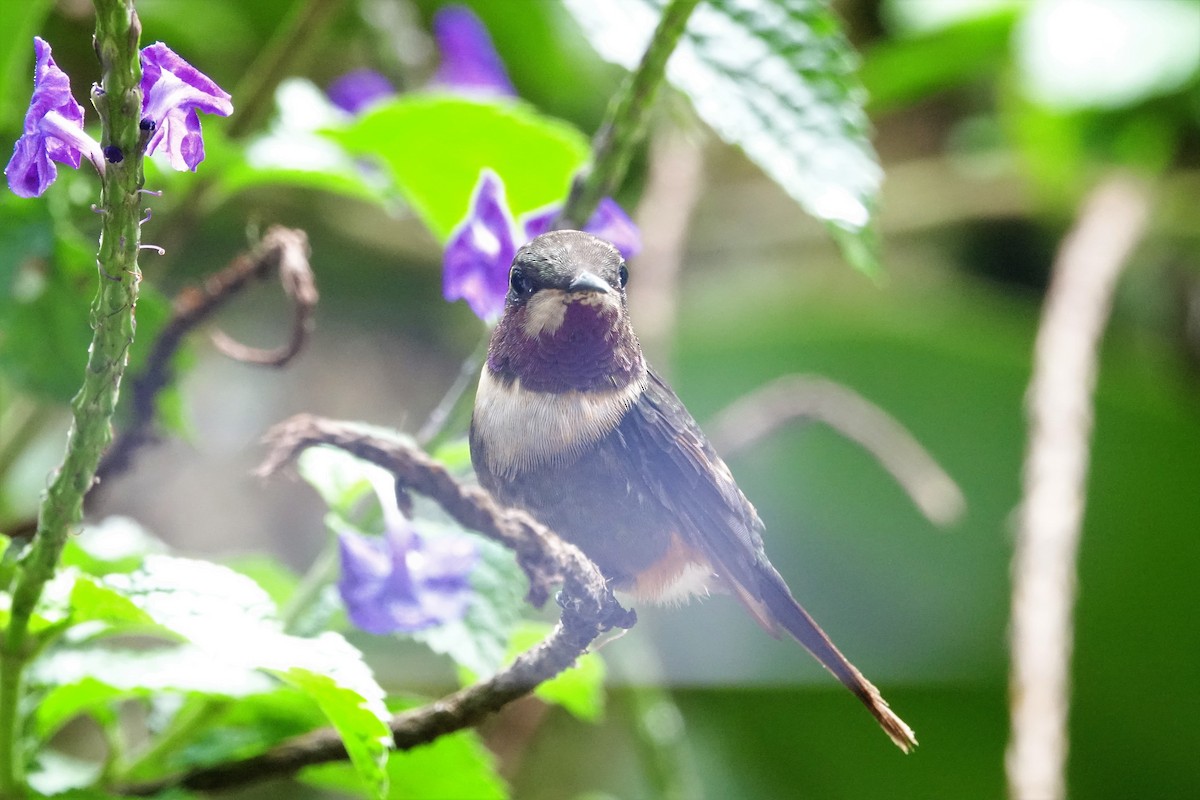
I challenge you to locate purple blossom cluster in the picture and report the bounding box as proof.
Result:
[5,37,232,198]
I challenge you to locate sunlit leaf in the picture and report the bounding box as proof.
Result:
[94,556,392,795]
[302,721,507,800]
[26,751,102,797]
[276,669,392,799]
[31,647,274,739]
[563,0,883,274]
[61,516,168,576]
[330,96,591,241]
[1015,0,1200,110]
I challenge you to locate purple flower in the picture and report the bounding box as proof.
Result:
[5,37,105,198]
[431,5,516,97]
[140,42,233,171]
[337,476,477,634]
[443,169,642,321]
[523,197,643,258]
[444,171,520,321]
[327,69,396,115]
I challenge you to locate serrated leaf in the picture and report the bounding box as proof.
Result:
[31,647,275,739]
[563,0,883,274]
[68,575,157,629]
[329,96,591,241]
[96,556,392,793]
[302,728,507,800]
[276,669,391,799]
[163,689,328,775]
[225,554,302,609]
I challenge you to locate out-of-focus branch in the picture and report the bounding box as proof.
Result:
[119,415,633,795]
[707,374,965,528]
[1006,176,1150,800]
[95,227,315,486]
[207,231,319,367]
[629,124,705,368]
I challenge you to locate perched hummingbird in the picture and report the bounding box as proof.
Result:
[470,230,916,751]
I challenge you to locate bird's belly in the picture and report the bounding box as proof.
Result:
[487,448,714,603]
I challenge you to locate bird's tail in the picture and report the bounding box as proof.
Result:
[748,562,918,753]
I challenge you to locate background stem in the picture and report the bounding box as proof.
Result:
[556,0,701,229]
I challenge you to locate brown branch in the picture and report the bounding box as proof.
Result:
[707,374,965,527]
[119,414,634,795]
[207,228,318,366]
[95,227,315,486]
[1007,177,1150,800]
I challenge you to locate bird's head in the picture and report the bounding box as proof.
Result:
[486,230,643,393]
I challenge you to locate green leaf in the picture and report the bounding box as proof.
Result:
[302,729,507,800]
[30,647,274,739]
[164,689,328,775]
[67,574,157,629]
[275,669,392,799]
[297,445,385,520]
[411,530,527,679]
[330,96,591,241]
[96,556,392,793]
[0,216,93,401]
[859,9,1017,112]
[0,0,53,125]
[563,0,883,274]
[61,516,168,576]
[27,750,102,797]
[225,554,301,609]
[202,79,393,207]
[459,622,606,723]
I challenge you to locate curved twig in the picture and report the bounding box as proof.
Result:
[1007,177,1150,800]
[207,230,318,367]
[706,374,966,528]
[119,414,634,795]
[95,227,315,486]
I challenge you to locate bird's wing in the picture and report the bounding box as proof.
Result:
[621,370,918,751]
[619,369,770,600]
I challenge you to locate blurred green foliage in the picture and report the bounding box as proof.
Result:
[1,0,1198,798]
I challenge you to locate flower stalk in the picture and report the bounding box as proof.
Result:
[0,1,144,794]
[556,0,701,230]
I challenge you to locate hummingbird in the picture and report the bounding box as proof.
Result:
[469,229,916,752]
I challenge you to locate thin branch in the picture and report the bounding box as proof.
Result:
[707,374,965,528]
[1006,176,1150,800]
[118,415,635,795]
[95,227,315,485]
[208,230,319,367]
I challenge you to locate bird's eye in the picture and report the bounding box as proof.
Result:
[510,268,533,297]
[618,263,629,288]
